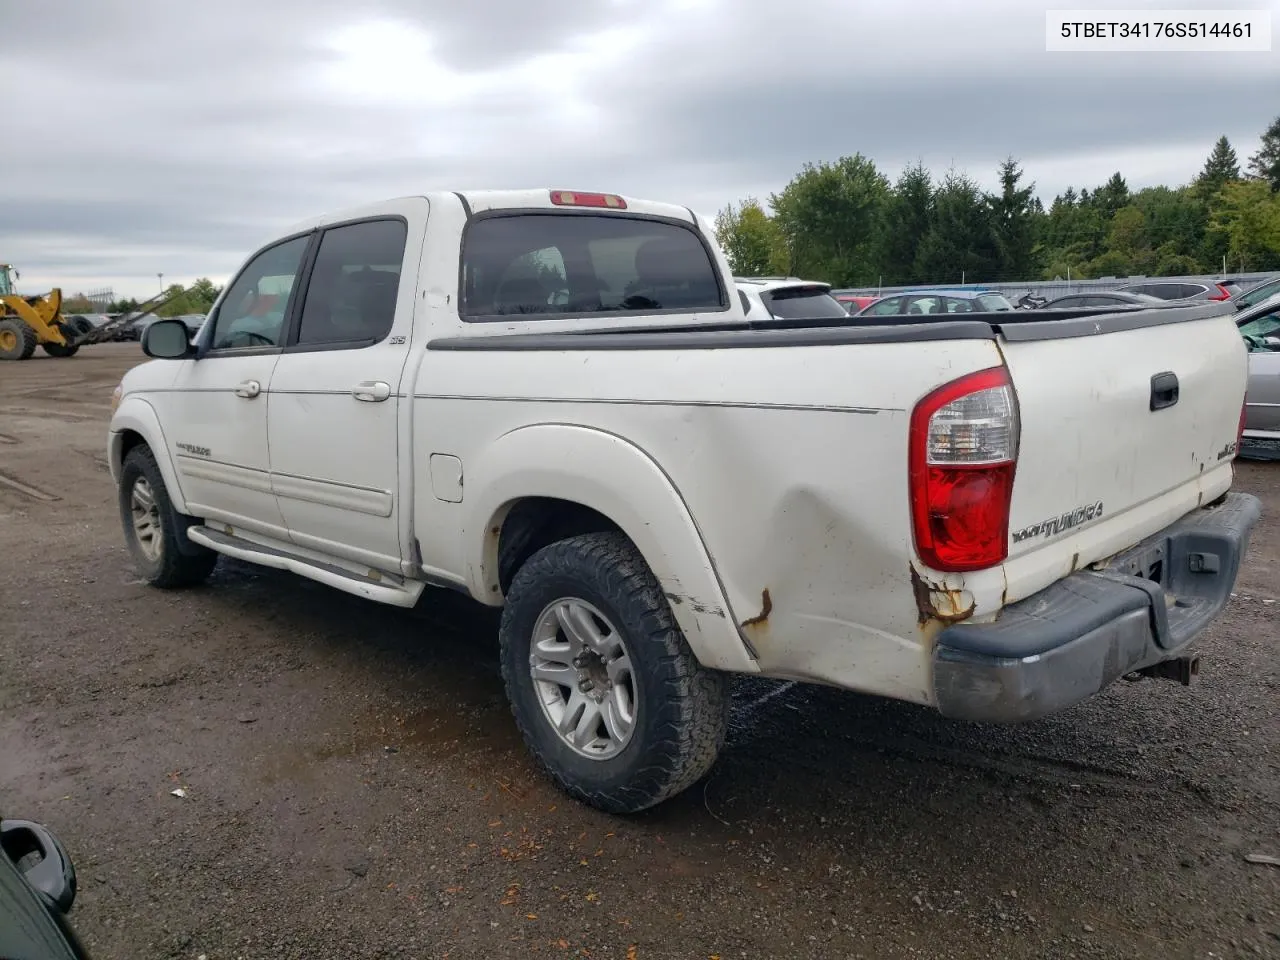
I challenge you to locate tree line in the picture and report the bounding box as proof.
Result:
[63,278,225,318]
[714,114,1280,287]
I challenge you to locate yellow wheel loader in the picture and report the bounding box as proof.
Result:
[0,264,180,361]
[0,263,89,360]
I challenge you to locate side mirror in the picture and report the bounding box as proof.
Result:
[141,318,193,359]
[1,819,77,914]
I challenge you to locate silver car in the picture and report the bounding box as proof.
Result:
[1238,293,1280,458]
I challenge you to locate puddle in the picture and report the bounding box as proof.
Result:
[257,694,523,788]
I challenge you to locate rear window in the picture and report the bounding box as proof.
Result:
[762,287,848,319]
[460,214,725,319]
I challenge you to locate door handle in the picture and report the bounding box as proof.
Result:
[352,380,391,402]
[234,379,261,399]
[1150,371,1179,411]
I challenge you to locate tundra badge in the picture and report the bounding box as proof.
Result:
[1012,501,1104,544]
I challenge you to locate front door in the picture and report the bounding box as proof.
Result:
[157,233,311,539]
[266,207,424,573]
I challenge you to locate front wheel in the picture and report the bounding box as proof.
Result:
[499,531,729,814]
[0,318,37,361]
[118,446,218,588]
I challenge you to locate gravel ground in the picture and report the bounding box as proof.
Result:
[1,344,1278,960]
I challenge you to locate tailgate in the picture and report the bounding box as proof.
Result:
[997,307,1247,592]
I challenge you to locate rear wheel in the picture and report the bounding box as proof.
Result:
[118,445,218,588]
[499,531,729,814]
[0,318,37,361]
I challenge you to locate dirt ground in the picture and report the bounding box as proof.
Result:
[1,343,1278,960]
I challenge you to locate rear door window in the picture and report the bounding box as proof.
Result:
[975,293,1014,311]
[461,214,725,319]
[904,296,941,314]
[865,297,903,316]
[295,219,408,347]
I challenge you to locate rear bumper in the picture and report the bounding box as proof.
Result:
[931,491,1262,723]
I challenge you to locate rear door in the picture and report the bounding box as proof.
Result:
[265,203,427,573]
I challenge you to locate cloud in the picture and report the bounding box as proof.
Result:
[3,0,1277,296]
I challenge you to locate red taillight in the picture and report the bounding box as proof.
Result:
[1237,399,1247,455]
[909,366,1020,572]
[549,191,627,209]
[1210,284,1232,301]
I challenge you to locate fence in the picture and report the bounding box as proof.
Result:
[830,271,1278,302]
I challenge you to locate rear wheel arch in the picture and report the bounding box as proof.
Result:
[496,497,621,594]
[463,424,758,674]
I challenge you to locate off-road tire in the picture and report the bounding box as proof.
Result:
[499,531,729,814]
[41,341,79,358]
[118,445,218,588]
[0,318,37,361]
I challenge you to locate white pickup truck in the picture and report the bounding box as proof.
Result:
[108,189,1261,814]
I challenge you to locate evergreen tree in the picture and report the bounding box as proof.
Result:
[1092,173,1130,221]
[987,158,1038,280]
[1248,114,1280,192]
[878,162,933,285]
[915,169,997,283]
[1196,136,1241,196]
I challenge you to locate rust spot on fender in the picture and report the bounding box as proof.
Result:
[740,588,772,629]
[1070,551,1080,574]
[910,565,976,628]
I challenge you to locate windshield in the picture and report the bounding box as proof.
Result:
[762,286,850,319]
[1238,307,1280,343]
[1236,278,1280,309]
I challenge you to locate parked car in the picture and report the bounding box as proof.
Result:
[0,815,90,959]
[1232,275,1280,311]
[109,187,1258,815]
[1116,280,1235,302]
[735,277,851,321]
[856,288,1015,317]
[834,293,878,314]
[1236,293,1280,458]
[1040,291,1170,310]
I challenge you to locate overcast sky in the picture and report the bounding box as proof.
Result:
[5,0,1278,299]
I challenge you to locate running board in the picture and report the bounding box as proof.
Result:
[186,525,425,608]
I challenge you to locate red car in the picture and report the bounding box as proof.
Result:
[834,294,878,314]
